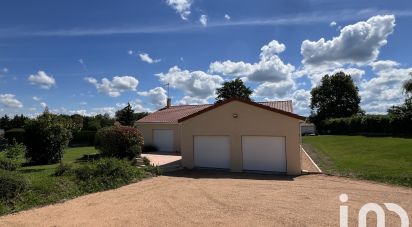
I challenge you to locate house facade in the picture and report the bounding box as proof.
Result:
[136,98,305,175]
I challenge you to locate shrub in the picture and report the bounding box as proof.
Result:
[95,126,144,159]
[24,114,72,164]
[4,128,25,144]
[70,130,97,146]
[0,170,29,201]
[4,139,25,160]
[142,156,150,166]
[53,163,73,176]
[142,144,158,153]
[144,165,163,176]
[74,158,143,192]
[0,158,17,171]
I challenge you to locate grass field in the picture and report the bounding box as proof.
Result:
[1,147,98,214]
[303,135,412,187]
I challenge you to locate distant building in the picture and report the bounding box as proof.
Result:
[301,123,316,135]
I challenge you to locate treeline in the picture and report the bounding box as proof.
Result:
[317,114,412,135]
[0,103,149,146]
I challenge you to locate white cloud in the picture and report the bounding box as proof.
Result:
[78,58,87,71]
[177,96,210,105]
[369,60,399,71]
[40,102,47,108]
[199,14,208,26]
[210,40,295,83]
[0,94,23,108]
[166,0,192,20]
[84,76,139,97]
[360,62,412,114]
[330,21,337,27]
[2,68,8,73]
[157,66,224,102]
[296,66,365,87]
[224,14,231,20]
[32,96,41,101]
[79,102,87,105]
[116,99,153,113]
[28,70,56,89]
[301,15,396,66]
[139,53,161,64]
[127,50,134,55]
[253,79,296,99]
[137,87,168,109]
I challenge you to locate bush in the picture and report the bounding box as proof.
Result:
[74,158,143,192]
[142,144,158,153]
[70,130,97,146]
[0,158,17,171]
[0,170,29,201]
[95,126,144,159]
[144,165,163,176]
[53,163,73,176]
[4,140,25,160]
[4,128,25,144]
[24,114,72,164]
[142,156,150,166]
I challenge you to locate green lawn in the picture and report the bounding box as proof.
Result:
[303,135,412,187]
[0,147,98,214]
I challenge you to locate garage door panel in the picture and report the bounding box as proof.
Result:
[242,136,286,172]
[153,130,174,152]
[194,136,230,169]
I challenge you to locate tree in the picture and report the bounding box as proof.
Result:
[310,72,361,124]
[403,72,412,97]
[388,71,412,118]
[115,103,135,126]
[0,115,11,130]
[215,78,253,103]
[24,113,72,164]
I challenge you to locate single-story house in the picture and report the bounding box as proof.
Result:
[136,98,305,175]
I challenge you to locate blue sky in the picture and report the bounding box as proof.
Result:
[1,0,412,117]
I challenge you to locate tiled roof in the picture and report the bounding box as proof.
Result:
[137,100,297,123]
[137,104,211,123]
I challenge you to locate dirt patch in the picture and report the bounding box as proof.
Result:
[1,171,411,226]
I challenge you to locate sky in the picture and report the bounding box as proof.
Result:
[1,0,412,117]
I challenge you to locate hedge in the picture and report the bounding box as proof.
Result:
[317,115,412,135]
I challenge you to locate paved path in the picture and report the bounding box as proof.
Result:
[1,171,411,226]
[141,152,181,166]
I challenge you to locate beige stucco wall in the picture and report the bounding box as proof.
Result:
[180,101,302,175]
[135,123,181,152]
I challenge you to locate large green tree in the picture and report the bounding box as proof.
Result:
[310,72,361,124]
[215,78,253,103]
[115,103,135,126]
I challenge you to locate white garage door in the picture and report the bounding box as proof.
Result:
[242,136,286,172]
[194,136,230,169]
[153,130,174,152]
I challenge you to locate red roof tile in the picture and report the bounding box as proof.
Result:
[137,99,300,123]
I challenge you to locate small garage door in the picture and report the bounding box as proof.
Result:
[194,136,230,169]
[153,130,174,152]
[242,136,286,172]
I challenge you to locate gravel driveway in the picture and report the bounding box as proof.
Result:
[1,171,411,227]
